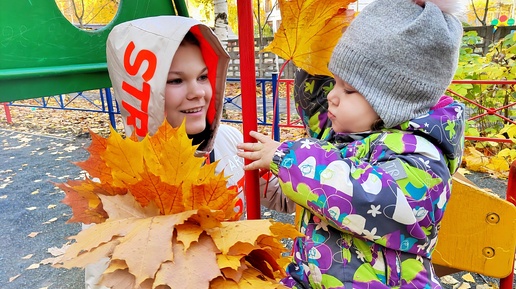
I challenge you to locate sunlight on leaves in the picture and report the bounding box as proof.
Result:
[263,0,356,76]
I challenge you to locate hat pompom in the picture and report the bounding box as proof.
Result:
[417,0,467,15]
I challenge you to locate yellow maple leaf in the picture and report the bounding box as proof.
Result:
[217,254,243,271]
[463,147,489,172]
[263,0,356,76]
[209,220,275,255]
[103,126,145,187]
[485,155,510,179]
[176,223,204,250]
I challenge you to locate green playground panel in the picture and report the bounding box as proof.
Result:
[0,0,189,102]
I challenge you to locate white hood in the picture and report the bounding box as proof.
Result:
[106,16,230,154]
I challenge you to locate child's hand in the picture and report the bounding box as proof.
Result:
[237,131,281,171]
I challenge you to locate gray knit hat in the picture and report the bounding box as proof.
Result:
[328,0,464,128]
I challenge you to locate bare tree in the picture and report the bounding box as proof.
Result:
[254,0,277,77]
[70,0,85,28]
[471,0,490,26]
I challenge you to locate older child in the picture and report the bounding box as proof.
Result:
[237,0,465,288]
[85,15,294,289]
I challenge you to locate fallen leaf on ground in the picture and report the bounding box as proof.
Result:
[457,167,471,175]
[9,274,20,282]
[453,282,471,289]
[461,273,475,283]
[26,263,40,270]
[22,254,34,259]
[42,217,58,224]
[441,275,459,285]
[48,244,71,256]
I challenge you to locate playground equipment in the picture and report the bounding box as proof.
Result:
[0,0,188,102]
[0,1,514,288]
[433,169,516,289]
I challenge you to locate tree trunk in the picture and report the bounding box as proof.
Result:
[214,0,229,50]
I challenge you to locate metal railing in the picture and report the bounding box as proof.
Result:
[2,78,516,144]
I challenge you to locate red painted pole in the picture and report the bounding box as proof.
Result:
[500,161,516,289]
[3,103,12,124]
[236,0,260,220]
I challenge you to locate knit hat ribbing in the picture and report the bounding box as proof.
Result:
[328,0,463,128]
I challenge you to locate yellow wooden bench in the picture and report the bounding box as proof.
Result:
[433,170,516,289]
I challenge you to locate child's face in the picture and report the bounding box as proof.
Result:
[327,76,379,133]
[165,43,212,135]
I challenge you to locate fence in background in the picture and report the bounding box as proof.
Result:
[2,78,516,144]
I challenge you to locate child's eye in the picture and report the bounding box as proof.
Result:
[344,89,356,94]
[167,78,182,85]
[198,74,209,81]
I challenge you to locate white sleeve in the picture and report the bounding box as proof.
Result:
[213,124,296,214]
[212,124,245,188]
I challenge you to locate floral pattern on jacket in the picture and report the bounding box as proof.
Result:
[273,93,465,288]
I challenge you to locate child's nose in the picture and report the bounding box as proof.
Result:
[186,82,205,99]
[327,89,338,106]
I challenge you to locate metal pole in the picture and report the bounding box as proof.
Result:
[237,0,261,220]
[272,73,279,141]
[500,160,516,289]
[105,88,117,130]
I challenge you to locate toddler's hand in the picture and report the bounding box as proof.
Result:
[237,131,281,171]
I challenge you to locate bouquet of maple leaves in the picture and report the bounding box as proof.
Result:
[49,121,301,289]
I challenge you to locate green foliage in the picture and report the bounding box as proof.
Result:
[454,30,516,177]
[451,30,516,135]
[254,23,274,37]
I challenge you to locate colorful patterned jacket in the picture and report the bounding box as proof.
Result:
[275,71,465,288]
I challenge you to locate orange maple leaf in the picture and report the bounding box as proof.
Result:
[57,178,126,224]
[74,129,112,183]
[127,166,185,215]
[262,0,356,76]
